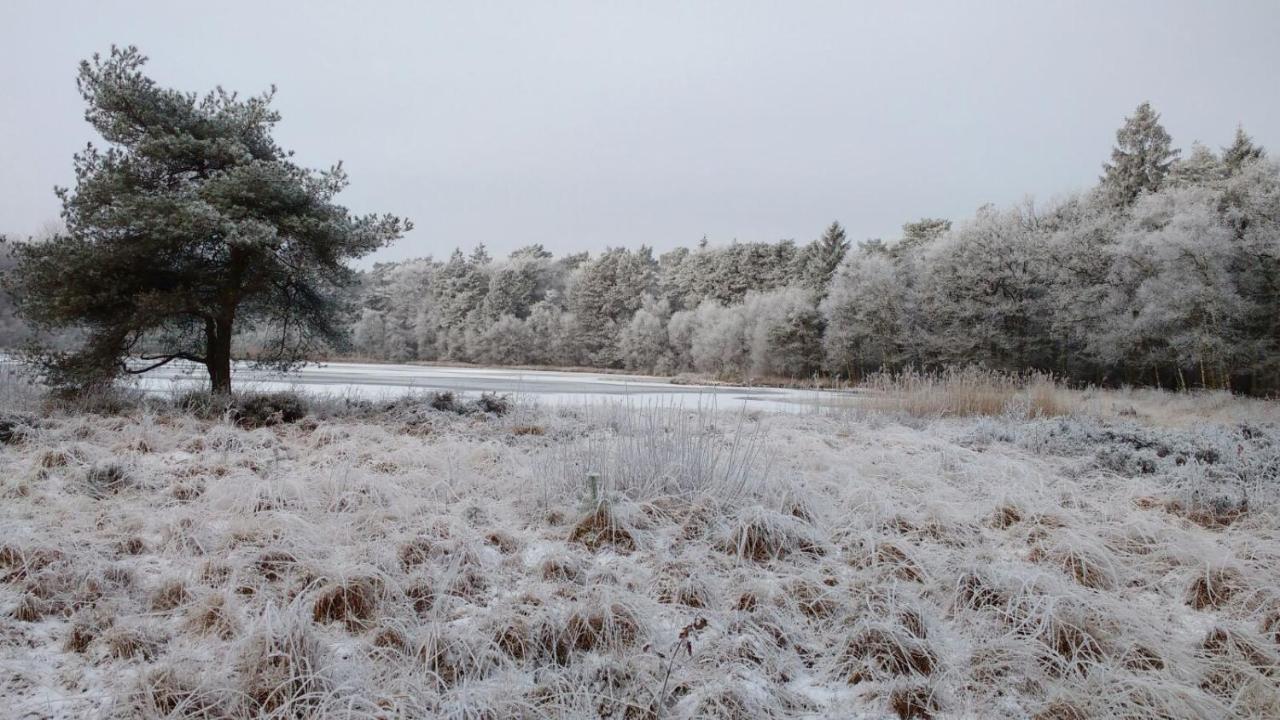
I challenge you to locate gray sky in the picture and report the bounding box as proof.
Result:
[2,1,1277,263]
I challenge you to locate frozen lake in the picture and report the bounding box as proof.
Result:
[122,360,852,412]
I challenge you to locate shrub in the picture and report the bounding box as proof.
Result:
[232,391,308,428]
[0,413,34,445]
[474,392,512,416]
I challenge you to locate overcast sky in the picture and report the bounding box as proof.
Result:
[2,1,1278,263]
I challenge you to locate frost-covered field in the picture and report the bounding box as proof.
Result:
[1,391,1279,719]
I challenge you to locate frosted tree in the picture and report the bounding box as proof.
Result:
[1220,159,1280,388]
[798,221,850,298]
[1042,194,1125,379]
[469,314,534,366]
[1097,186,1244,388]
[352,309,387,359]
[916,203,1055,369]
[1168,143,1226,187]
[567,247,656,366]
[742,287,824,377]
[821,244,914,375]
[5,47,408,393]
[687,300,748,376]
[1101,102,1179,206]
[617,296,672,373]
[1222,125,1266,175]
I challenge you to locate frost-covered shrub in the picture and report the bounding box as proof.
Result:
[0,413,34,445]
[232,391,308,428]
[474,392,511,416]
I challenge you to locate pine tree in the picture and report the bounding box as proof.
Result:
[6,47,407,393]
[801,221,850,297]
[1101,102,1179,206]
[1222,125,1266,175]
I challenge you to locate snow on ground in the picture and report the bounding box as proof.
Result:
[1,391,1278,719]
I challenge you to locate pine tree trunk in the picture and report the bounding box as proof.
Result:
[205,316,234,395]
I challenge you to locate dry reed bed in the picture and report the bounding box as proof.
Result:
[0,395,1278,719]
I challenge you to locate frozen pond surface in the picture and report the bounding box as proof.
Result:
[128,360,852,412]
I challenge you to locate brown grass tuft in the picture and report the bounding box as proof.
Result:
[312,577,380,630]
[853,540,924,582]
[185,593,239,639]
[236,613,330,715]
[1028,542,1116,590]
[840,625,936,684]
[1033,700,1089,720]
[569,505,636,553]
[1186,566,1245,610]
[150,578,192,612]
[954,571,1006,611]
[484,530,519,554]
[104,625,161,660]
[725,509,823,563]
[889,684,940,719]
[988,504,1023,529]
[555,602,644,660]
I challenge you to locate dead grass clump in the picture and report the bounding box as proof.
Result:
[0,545,62,583]
[115,535,147,556]
[852,540,924,582]
[1262,608,1280,644]
[492,615,533,660]
[839,624,937,684]
[889,683,940,719]
[131,666,226,718]
[416,629,488,688]
[1038,618,1107,675]
[1186,565,1245,610]
[84,462,133,497]
[186,592,239,639]
[171,478,205,502]
[369,624,411,655]
[539,553,585,583]
[1033,700,1089,720]
[484,530,519,554]
[1028,541,1118,591]
[953,571,1007,611]
[555,601,644,660]
[724,508,824,563]
[788,577,842,620]
[1121,644,1165,672]
[1199,627,1276,676]
[255,550,299,582]
[64,621,97,653]
[862,367,1072,418]
[150,578,192,612]
[655,565,715,609]
[1166,497,1250,529]
[39,449,70,468]
[988,503,1023,529]
[236,610,331,716]
[312,577,380,630]
[404,576,436,616]
[103,625,162,660]
[569,504,637,553]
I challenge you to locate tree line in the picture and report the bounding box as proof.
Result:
[337,104,1278,393]
[1,47,1276,396]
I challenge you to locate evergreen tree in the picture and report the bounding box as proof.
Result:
[1222,125,1266,175]
[800,221,850,297]
[1101,102,1179,206]
[5,47,407,393]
